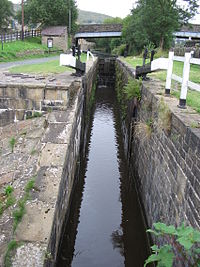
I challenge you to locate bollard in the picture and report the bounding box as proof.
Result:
[178,52,191,109]
[165,51,174,95]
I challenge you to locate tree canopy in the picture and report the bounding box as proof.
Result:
[18,0,78,32]
[0,0,13,32]
[123,0,199,53]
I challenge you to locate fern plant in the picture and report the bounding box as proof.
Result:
[124,77,142,101]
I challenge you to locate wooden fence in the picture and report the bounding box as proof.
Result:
[165,51,200,108]
[0,29,41,43]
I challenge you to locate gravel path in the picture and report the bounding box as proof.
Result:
[0,56,59,70]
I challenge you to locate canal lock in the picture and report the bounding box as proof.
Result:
[56,56,150,267]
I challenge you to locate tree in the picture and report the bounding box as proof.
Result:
[17,0,78,32]
[123,0,199,53]
[0,0,13,32]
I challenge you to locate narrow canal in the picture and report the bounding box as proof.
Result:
[57,86,149,266]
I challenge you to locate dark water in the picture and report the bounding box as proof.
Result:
[57,87,149,267]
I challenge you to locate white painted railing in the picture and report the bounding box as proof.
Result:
[165,51,200,108]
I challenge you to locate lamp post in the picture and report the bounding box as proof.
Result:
[21,0,24,41]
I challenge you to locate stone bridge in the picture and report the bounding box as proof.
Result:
[74,23,123,39]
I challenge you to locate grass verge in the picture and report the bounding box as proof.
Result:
[9,54,87,75]
[0,37,60,62]
[9,60,72,75]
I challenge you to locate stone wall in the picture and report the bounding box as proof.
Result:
[116,59,200,234]
[0,82,75,127]
[45,61,98,266]
[42,36,67,52]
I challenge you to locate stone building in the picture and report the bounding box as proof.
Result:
[41,26,68,52]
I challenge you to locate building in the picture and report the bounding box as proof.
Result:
[41,26,68,52]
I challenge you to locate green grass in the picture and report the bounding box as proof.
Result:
[0,37,59,62]
[9,59,72,74]
[123,56,200,113]
[9,53,87,75]
[172,89,200,113]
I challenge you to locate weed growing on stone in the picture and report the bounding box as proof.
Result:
[4,240,20,267]
[190,122,200,128]
[13,200,26,232]
[4,185,14,196]
[25,179,35,193]
[30,148,37,156]
[157,98,172,134]
[145,222,200,267]
[20,131,27,136]
[9,137,16,153]
[135,119,153,142]
[13,178,35,231]
[0,185,16,216]
[26,112,42,120]
[0,201,3,215]
[5,195,16,209]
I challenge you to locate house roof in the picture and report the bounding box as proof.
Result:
[41,26,67,36]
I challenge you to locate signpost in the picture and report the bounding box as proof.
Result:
[47,38,53,54]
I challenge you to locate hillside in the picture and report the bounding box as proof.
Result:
[78,9,113,24]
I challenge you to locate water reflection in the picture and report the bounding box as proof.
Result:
[111,228,124,256]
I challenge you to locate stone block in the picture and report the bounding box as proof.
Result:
[39,143,68,167]
[15,201,54,243]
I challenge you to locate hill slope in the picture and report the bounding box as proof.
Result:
[78,9,113,24]
[12,5,112,25]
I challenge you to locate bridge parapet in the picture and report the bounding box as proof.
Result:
[75,24,123,39]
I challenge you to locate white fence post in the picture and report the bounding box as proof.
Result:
[87,50,94,62]
[178,52,191,108]
[165,51,174,95]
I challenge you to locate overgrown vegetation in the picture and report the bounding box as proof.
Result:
[124,77,142,101]
[145,222,200,267]
[115,66,142,120]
